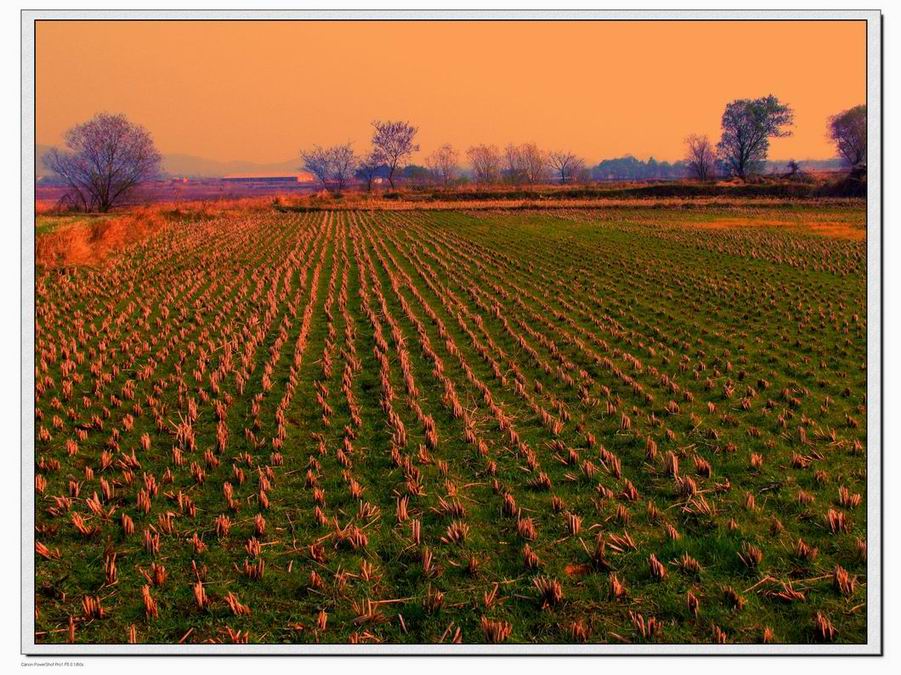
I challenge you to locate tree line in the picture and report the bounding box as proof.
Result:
[302,97,865,191]
[683,97,866,181]
[43,98,866,210]
[301,128,592,193]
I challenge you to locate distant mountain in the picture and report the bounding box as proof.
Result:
[35,144,302,179]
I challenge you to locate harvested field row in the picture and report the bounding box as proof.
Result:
[34,207,867,645]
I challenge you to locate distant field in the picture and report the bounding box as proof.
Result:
[34,171,865,215]
[35,178,321,212]
[34,205,867,645]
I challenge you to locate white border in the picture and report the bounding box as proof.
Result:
[20,8,882,657]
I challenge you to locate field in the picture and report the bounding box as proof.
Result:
[33,203,868,645]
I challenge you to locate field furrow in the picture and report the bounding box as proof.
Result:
[34,206,868,645]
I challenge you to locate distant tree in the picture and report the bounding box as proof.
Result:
[684,134,716,181]
[425,144,459,187]
[573,164,592,184]
[400,164,431,187]
[504,144,526,185]
[328,143,357,192]
[519,143,548,185]
[593,156,642,181]
[503,143,549,184]
[548,151,584,185]
[591,156,690,181]
[300,145,334,191]
[466,144,502,185]
[371,120,420,189]
[716,95,794,179]
[355,150,385,192]
[784,159,802,179]
[43,112,161,212]
[301,143,357,193]
[829,104,867,171]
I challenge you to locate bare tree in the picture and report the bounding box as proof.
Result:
[300,145,333,190]
[548,151,584,185]
[466,144,501,185]
[829,104,866,171]
[43,112,161,212]
[301,143,357,192]
[425,144,459,187]
[683,134,716,181]
[356,150,383,192]
[504,144,526,185]
[329,143,357,193]
[716,95,794,179]
[371,120,419,189]
[520,143,548,185]
[503,143,548,185]
[574,164,592,184]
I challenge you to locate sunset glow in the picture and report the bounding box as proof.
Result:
[36,20,866,165]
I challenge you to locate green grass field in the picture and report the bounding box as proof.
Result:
[33,204,868,645]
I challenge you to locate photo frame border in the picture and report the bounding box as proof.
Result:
[20,8,883,656]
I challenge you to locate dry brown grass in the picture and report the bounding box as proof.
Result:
[36,207,168,266]
[691,217,865,241]
[35,197,277,266]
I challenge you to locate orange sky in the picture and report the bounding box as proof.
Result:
[36,20,866,164]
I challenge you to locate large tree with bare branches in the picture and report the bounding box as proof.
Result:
[43,112,162,212]
[371,120,419,189]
